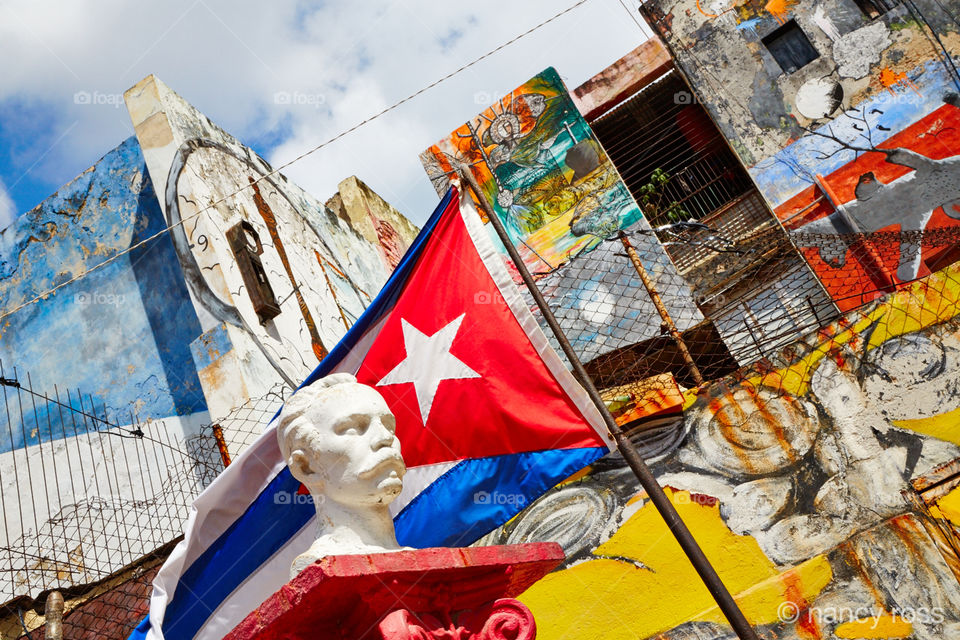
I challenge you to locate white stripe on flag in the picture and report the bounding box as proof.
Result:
[390,461,460,516]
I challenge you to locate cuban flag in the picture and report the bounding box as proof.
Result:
[136,185,613,639]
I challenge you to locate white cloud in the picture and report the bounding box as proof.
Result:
[0,178,16,230]
[0,0,652,224]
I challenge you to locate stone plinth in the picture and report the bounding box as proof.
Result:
[223,543,564,640]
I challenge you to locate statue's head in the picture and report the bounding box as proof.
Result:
[276,373,405,507]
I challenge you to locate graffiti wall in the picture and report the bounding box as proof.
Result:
[0,75,417,602]
[420,67,702,361]
[642,0,960,312]
[497,260,960,638]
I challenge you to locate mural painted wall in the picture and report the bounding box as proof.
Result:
[0,137,205,451]
[491,259,960,639]
[420,67,702,361]
[642,0,960,311]
[0,75,417,603]
[126,75,417,425]
[0,135,212,601]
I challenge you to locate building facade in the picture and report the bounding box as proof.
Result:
[640,0,960,310]
[0,75,416,615]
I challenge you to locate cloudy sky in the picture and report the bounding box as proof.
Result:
[0,0,651,229]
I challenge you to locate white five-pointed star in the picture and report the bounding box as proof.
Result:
[376,313,480,426]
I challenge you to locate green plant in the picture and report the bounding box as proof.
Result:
[637,168,687,223]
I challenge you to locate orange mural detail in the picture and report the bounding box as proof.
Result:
[764,0,796,24]
[880,67,920,95]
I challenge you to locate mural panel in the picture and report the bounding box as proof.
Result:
[493,260,960,639]
[422,67,659,274]
[420,67,702,361]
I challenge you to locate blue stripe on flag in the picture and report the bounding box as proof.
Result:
[125,616,150,640]
[394,447,606,548]
[162,469,312,640]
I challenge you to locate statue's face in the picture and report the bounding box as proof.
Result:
[300,383,405,506]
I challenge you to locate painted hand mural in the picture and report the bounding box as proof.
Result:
[789,104,960,287]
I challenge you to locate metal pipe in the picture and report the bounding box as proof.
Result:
[617,230,705,387]
[458,169,759,640]
[211,423,232,467]
[45,591,64,640]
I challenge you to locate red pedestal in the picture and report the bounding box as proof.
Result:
[223,543,564,640]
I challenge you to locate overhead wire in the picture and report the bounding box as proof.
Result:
[0,0,593,324]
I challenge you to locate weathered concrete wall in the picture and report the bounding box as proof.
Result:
[0,75,417,604]
[327,176,419,273]
[125,75,410,424]
[571,38,675,120]
[644,0,960,310]
[496,259,960,638]
[0,136,213,602]
[0,137,206,445]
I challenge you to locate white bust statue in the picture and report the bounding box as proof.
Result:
[276,373,408,578]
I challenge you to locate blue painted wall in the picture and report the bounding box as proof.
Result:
[0,136,206,453]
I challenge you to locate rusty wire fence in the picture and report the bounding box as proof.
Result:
[0,364,222,608]
[0,366,290,638]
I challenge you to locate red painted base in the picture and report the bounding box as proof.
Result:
[222,543,564,640]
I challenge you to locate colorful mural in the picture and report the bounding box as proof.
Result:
[770,72,960,310]
[495,260,960,639]
[642,0,960,313]
[420,67,648,275]
[420,68,703,362]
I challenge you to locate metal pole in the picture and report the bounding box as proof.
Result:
[211,423,232,467]
[458,170,760,640]
[617,231,704,387]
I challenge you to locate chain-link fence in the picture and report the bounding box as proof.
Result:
[0,368,292,638]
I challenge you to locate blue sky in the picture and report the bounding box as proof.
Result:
[0,0,652,229]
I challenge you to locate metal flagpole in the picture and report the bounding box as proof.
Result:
[458,170,760,640]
